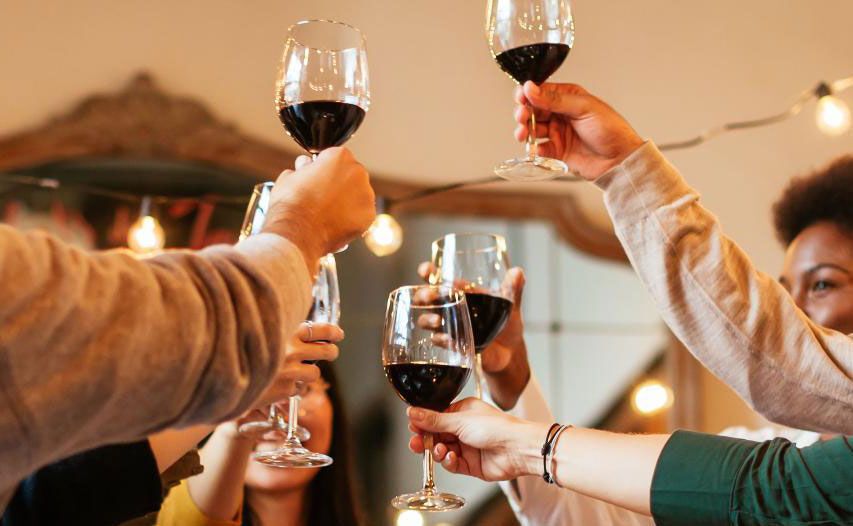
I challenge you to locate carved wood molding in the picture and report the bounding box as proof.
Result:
[0,72,626,262]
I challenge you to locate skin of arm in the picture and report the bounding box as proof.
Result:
[148,426,215,474]
[407,398,665,515]
[186,422,255,521]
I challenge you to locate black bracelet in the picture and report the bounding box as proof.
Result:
[541,423,561,484]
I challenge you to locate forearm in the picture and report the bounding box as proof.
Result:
[0,227,311,493]
[149,425,215,473]
[188,425,254,521]
[597,142,853,433]
[513,424,666,516]
[484,343,531,410]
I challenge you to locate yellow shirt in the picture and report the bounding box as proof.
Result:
[156,480,242,526]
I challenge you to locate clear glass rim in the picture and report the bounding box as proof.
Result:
[432,232,507,254]
[388,285,467,309]
[286,19,367,51]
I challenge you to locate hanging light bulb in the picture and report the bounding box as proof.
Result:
[815,83,851,136]
[631,380,673,415]
[364,198,403,257]
[128,196,165,255]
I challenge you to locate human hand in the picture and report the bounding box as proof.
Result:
[262,147,375,268]
[407,397,546,482]
[514,81,645,180]
[254,321,342,407]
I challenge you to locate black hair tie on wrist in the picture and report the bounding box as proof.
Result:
[541,423,561,484]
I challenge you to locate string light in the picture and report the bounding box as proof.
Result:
[631,380,673,415]
[127,196,165,255]
[364,198,403,256]
[2,74,851,253]
[815,82,851,136]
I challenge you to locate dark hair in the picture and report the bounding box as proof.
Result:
[243,361,364,526]
[772,155,853,246]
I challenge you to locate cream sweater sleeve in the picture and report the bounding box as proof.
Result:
[597,142,853,434]
[0,227,311,498]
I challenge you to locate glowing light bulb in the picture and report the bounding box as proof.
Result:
[631,381,673,415]
[365,213,403,257]
[816,95,851,136]
[396,510,424,526]
[128,215,165,255]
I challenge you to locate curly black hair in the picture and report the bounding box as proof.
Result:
[772,155,853,246]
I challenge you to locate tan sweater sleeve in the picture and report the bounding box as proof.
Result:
[0,227,311,494]
[596,142,853,434]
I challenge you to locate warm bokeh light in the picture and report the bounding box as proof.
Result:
[396,510,424,526]
[365,213,403,256]
[632,381,673,415]
[816,95,851,136]
[128,215,165,255]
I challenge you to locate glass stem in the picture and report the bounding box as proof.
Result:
[268,404,278,426]
[286,392,300,442]
[526,106,537,161]
[422,433,436,493]
[475,353,484,399]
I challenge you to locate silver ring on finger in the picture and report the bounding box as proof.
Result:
[305,320,313,341]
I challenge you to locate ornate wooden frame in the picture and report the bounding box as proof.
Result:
[0,73,626,262]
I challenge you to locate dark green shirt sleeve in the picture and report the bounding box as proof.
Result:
[651,430,853,526]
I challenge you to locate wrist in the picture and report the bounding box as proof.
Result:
[484,344,531,410]
[262,209,324,272]
[510,421,553,478]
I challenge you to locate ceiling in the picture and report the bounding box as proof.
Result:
[1,0,852,271]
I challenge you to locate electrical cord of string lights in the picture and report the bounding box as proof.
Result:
[0,76,850,255]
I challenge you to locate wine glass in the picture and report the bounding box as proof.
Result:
[237,182,310,444]
[486,0,575,181]
[276,19,369,250]
[430,233,513,399]
[254,253,338,468]
[383,285,475,511]
[276,19,369,159]
[239,182,339,468]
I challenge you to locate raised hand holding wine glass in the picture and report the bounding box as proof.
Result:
[430,233,514,399]
[277,19,370,250]
[382,285,475,511]
[487,0,574,181]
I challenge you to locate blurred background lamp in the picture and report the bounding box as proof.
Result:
[396,510,424,526]
[816,95,851,136]
[631,380,673,415]
[815,82,851,136]
[365,199,403,256]
[128,196,165,255]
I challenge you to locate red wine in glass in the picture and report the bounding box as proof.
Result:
[465,292,513,353]
[384,362,472,412]
[494,43,570,85]
[278,101,366,154]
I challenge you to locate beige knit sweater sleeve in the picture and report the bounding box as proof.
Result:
[597,142,853,434]
[0,227,311,499]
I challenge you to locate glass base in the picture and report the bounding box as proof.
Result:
[238,420,310,442]
[253,440,333,468]
[392,489,465,512]
[494,156,568,182]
